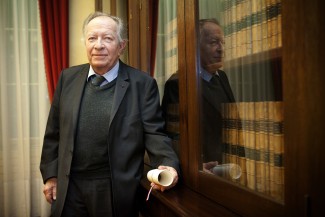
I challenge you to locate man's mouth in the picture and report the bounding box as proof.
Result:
[92,53,108,57]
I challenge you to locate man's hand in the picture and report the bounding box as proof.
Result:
[151,165,178,192]
[203,161,218,174]
[43,177,57,204]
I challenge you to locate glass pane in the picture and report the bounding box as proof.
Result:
[198,0,284,202]
[155,1,179,155]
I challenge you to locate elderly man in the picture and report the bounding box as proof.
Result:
[40,12,179,217]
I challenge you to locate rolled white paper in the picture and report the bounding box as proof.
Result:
[211,163,242,179]
[147,169,173,186]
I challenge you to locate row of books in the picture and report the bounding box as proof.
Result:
[221,0,282,59]
[221,101,284,201]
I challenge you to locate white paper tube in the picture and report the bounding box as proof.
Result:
[147,169,173,186]
[211,163,242,179]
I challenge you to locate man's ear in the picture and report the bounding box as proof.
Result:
[118,40,127,55]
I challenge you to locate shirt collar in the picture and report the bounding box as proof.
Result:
[87,61,119,82]
[200,67,219,82]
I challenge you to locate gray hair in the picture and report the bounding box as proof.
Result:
[82,11,128,43]
[199,18,221,33]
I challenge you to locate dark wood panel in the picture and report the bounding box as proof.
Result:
[140,165,240,217]
[95,0,103,11]
[139,0,150,73]
[184,0,201,189]
[110,0,116,15]
[282,0,325,216]
[198,172,284,217]
[127,0,140,68]
[177,0,190,186]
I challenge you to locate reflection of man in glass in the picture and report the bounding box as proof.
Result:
[199,19,235,173]
[161,19,235,173]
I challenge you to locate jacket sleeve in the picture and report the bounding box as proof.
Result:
[141,77,180,173]
[39,72,64,183]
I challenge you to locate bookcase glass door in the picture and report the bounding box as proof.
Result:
[198,0,284,202]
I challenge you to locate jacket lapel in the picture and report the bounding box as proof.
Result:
[218,71,235,102]
[71,64,90,137]
[201,78,220,110]
[109,61,129,126]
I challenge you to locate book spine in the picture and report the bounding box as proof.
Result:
[224,0,232,60]
[273,101,284,201]
[236,1,244,58]
[268,101,284,201]
[240,0,249,58]
[261,0,269,51]
[246,0,253,55]
[277,0,282,48]
[263,101,270,194]
[230,1,237,59]
[255,101,268,193]
[252,0,262,54]
[245,102,256,190]
[267,0,278,49]
[237,102,247,186]
[222,102,230,164]
[229,102,239,183]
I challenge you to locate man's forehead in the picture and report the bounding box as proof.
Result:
[87,16,116,28]
[203,27,223,37]
[86,18,117,33]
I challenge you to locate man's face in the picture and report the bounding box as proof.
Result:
[200,22,224,72]
[85,16,126,74]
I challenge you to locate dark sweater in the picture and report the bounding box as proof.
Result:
[71,79,116,178]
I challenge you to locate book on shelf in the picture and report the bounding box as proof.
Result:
[236,102,247,186]
[244,102,256,190]
[255,102,265,193]
[252,0,262,54]
[267,0,280,49]
[221,102,247,184]
[277,0,282,48]
[221,101,284,201]
[261,0,269,52]
[222,0,282,61]
[268,101,284,201]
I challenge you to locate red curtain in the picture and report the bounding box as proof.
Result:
[39,0,69,102]
[149,0,159,77]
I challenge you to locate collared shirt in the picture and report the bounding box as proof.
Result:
[200,68,220,82]
[87,61,119,86]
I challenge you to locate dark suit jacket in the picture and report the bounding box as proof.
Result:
[162,70,235,163]
[200,70,235,162]
[40,61,180,217]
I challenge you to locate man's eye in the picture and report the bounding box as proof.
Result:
[104,37,113,41]
[210,39,224,46]
[210,41,218,45]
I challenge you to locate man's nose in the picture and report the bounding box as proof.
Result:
[95,39,104,49]
[217,42,224,50]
